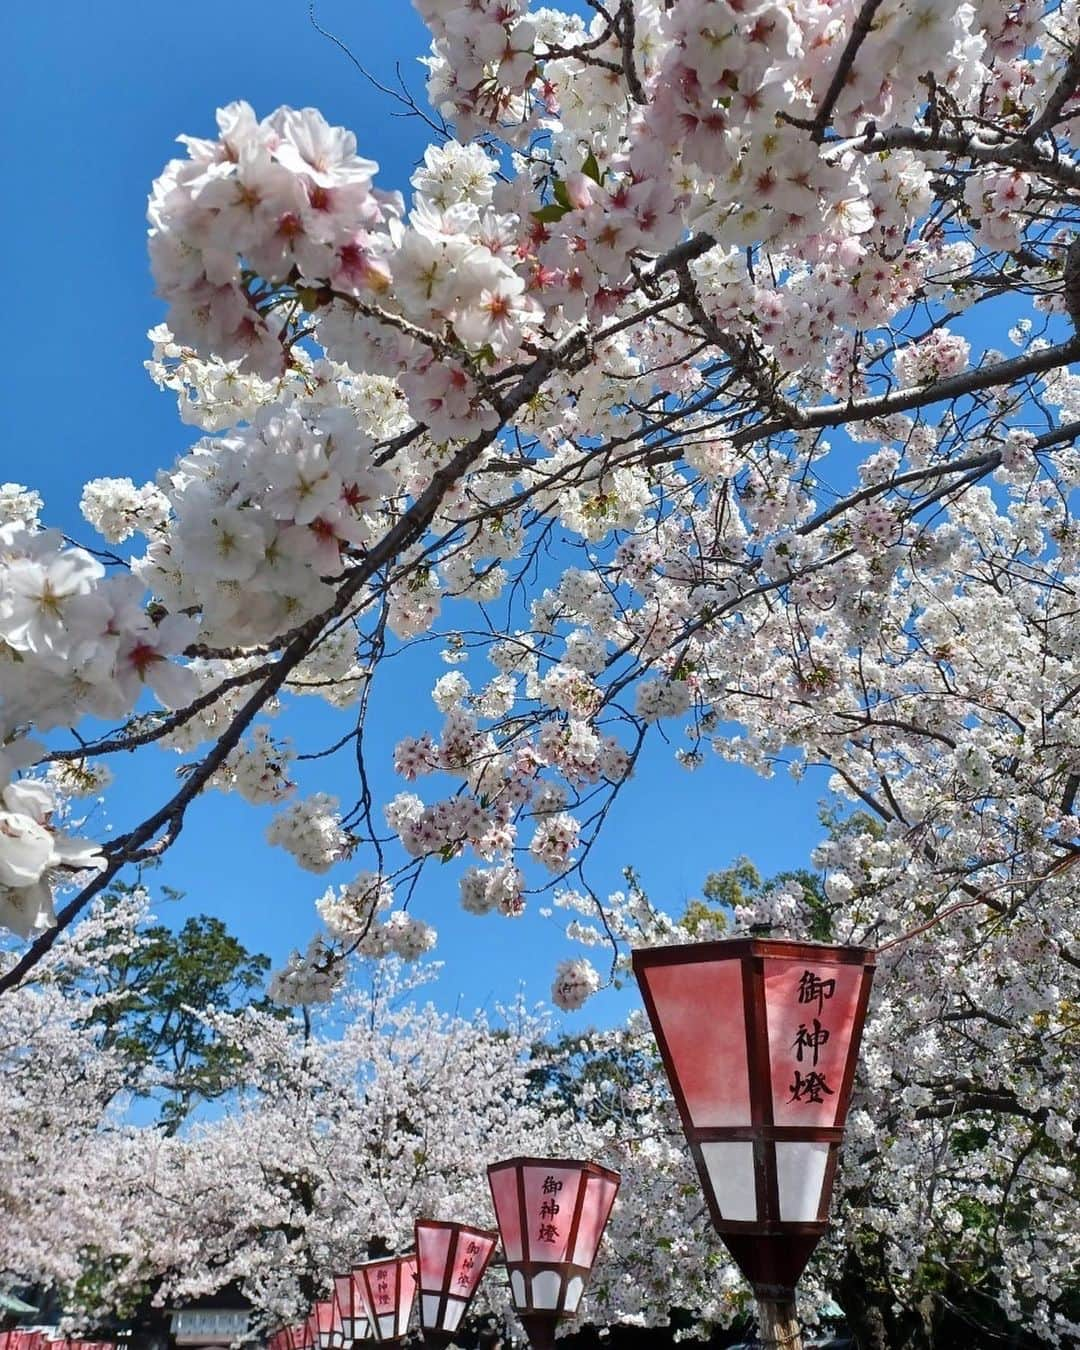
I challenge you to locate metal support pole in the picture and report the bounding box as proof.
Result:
[757,1297,803,1350]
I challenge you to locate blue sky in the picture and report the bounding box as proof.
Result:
[4,0,834,1026]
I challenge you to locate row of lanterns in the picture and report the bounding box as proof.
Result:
[0,1336,113,1350]
[274,939,875,1349]
[0,941,874,1350]
[273,1155,620,1350]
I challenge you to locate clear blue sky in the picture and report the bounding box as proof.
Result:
[3,0,831,1026]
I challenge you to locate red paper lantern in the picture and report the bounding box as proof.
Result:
[633,937,875,1300]
[43,1341,111,1350]
[414,1218,498,1347]
[332,1271,372,1345]
[267,1323,300,1350]
[285,1322,311,1350]
[487,1156,620,1350]
[352,1253,417,1344]
[311,1300,340,1350]
[10,1335,45,1350]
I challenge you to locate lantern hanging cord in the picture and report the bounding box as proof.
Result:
[875,849,1080,954]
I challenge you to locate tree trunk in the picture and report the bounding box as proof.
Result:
[836,1239,927,1350]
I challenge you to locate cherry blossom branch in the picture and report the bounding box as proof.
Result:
[791,0,888,143]
[795,420,1080,539]
[41,665,270,763]
[2,316,604,995]
[675,262,806,426]
[1026,40,1080,141]
[876,850,1080,955]
[739,334,1080,443]
[306,3,450,139]
[840,124,1080,191]
[452,339,1080,540]
[615,0,647,106]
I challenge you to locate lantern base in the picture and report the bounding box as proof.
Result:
[518,1313,559,1350]
[717,1230,822,1296]
[419,1334,457,1349]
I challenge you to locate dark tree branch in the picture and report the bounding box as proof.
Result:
[793,0,888,142]
[1026,40,1080,141]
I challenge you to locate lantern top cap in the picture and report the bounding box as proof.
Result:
[486,1155,621,1183]
[415,1217,498,1240]
[631,936,877,968]
[351,1250,415,1270]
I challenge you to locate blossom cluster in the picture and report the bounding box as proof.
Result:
[0,514,198,932]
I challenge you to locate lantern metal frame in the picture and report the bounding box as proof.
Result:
[413,1218,498,1348]
[633,937,876,1299]
[487,1155,620,1350]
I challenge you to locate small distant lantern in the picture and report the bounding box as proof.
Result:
[312,1300,340,1350]
[414,1218,498,1347]
[487,1156,620,1350]
[332,1271,371,1345]
[633,937,875,1349]
[269,1323,303,1350]
[285,1323,311,1350]
[352,1254,417,1345]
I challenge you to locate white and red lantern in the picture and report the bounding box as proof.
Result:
[42,1340,112,1350]
[332,1270,371,1345]
[352,1253,416,1345]
[271,1321,306,1350]
[286,1322,311,1350]
[311,1299,341,1350]
[633,938,875,1309]
[487,1156,619,1350]
[414,1218,498,1347]
[1,1335,44,1350]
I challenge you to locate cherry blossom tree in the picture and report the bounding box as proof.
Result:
[2,3,1080,1342]
[2,0,1078,999]
[0,895,146,1302]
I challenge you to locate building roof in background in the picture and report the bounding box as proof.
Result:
[0,1296,38,1316]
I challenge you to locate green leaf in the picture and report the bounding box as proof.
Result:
[532,203,569,224]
